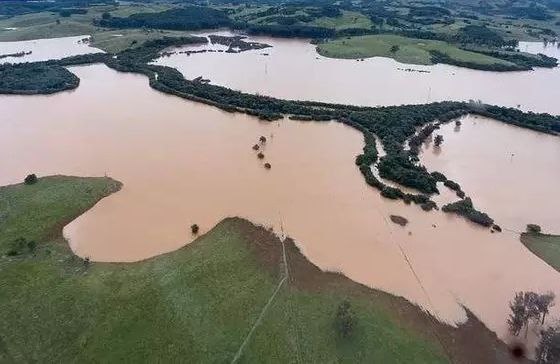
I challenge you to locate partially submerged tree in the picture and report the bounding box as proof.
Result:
[508,291,555,337]
[536,292,556,325]
[434,134,444,147]
[191,224,199,234]
[508,291,540,337]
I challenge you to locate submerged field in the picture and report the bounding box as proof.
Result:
[316,34,514,66]
[0,176,520,362]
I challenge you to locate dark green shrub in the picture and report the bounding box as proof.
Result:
[191,224,199,234]
[24,174,38,185]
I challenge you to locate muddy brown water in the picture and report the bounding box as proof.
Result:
[1,37,560,342]
[0,35,99,63]
[421,114,560,235]
[155,33,560,114]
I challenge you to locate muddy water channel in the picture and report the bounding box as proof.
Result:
[156,33,560,114]
[1,36,560,341]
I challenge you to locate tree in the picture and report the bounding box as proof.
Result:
[259,136,267,143]
[335,300,355,338]
[24,174,37,185]
[434,134,444,147]
[191,224,199,234]
[390,45,400,53]
[507,291,540,337]
[536,292,556,325]
[537,324,560,364]
[527,224,542,234]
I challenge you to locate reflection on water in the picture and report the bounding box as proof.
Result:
[0,36,102,64]
[1,64,560,341]
[421,114,560,235]
[155,35,560,114]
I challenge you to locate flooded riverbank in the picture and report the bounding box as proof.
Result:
[155,33,560,114]
[1,62,560,341]
[0,35,101,64]
[420,114,560,235]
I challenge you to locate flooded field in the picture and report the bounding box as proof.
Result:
[421,114,560,235]
[1,36,560,341]
[0,35,100,64]
[155,33,560,114]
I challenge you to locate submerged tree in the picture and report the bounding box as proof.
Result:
[508,291,555,337]
[335,300,355,338]
[508,291,539,337]
[191,224,199,234]
[434,134,444,147]
[536,292,556,325]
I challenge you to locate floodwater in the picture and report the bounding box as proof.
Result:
[421,114,560,235]
[0,35,100,64]
[155,33,560,114]
[1,36,560,341]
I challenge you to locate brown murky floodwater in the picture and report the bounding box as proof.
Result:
[156,33,560,114]
[421,114,560,235]
[0,35,99,63]
[1,37,560,341]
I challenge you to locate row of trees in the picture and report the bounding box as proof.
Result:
[441,198,495,227]
[96,7,232,31]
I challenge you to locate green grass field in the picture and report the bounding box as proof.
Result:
[316,34,515,66]
[0,3,174,46]
[0,176,516,362]
[521,233,560,273]
[0,176,448,362]
[311,10,372,30]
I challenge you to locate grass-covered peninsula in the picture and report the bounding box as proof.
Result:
[316,34,514,66]
[521,232,560,273]
[0,176,518,362]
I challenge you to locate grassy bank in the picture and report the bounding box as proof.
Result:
[0,176,517,362]
[0,4,184,53]
[520,232,560,273]
[310,10,372,31]
[316,34,515,67]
